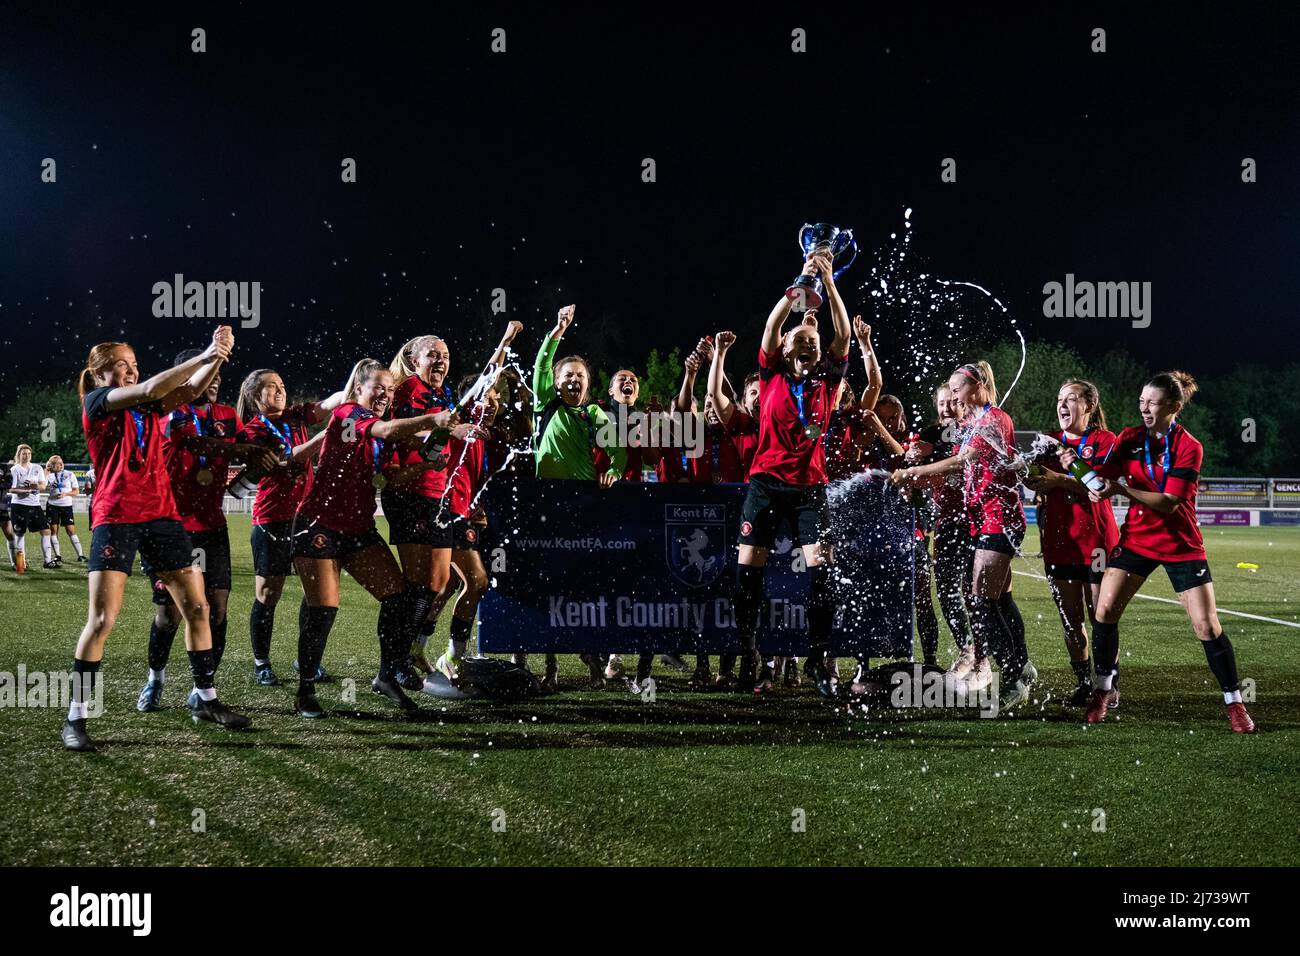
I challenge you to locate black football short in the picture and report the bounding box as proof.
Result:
[144,527,231,603]
[738,473,830,550]
[10,503,48,534]
[1107,546,1212,593]
[89,519,192,576]
[1045,562,1106,585]
[45,504,75,527]
[451,516,485,552]
[251,521,297,577]
[973,528,1024,557]
[381,488,453,548]
[292,522,387,562]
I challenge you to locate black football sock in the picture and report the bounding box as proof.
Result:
[297,603,338,694]
[69,658,101,720]
[637,652,653,682]
[998,593,1028,671]
[734,564,764,656]
[408,584,436,637]
[718,653,736,676]
[448,613,474,658]
[187,648,217,695]
[249,599,275,663]
[966,597,1013,676]
[210,610,228,671]
[1090,621,1119,686]
[1070,658,1092,686]
[807,563,834,661]
[378,590,415,680]
[1201,632,1240,693]
[148,620,179,673]
[917,596,940,666]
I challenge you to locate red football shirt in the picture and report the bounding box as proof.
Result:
[748,347,848,486]
[446,427,508,518]
[654,427,732,484]
[1100,424,1205,562]
[163,402,240,532]
[82,387,179,526]
[1038,428,1120,565]
[962,405,1026,536]
[386,375,455,498]
[239,403,318,526]
[296,403,383,534]
[593,403,645,481]
[722,408,760,480]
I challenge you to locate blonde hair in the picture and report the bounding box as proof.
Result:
[342,359,389,404]
[14,444,32,461]
[954,360,998,405]
[46,455,64,471]
[389,335,446,388]
[79,342,130,400]
[236,369,278,421]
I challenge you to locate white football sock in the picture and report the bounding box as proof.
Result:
[1224,689,1242,705]
[68,700,88,720]
[149,668,165,684]
[70,534,84,558]
[41,536,53,561]
[194,686,217,701]
[51,536,61,558]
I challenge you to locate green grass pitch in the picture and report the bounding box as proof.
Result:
[2,516,1297,866]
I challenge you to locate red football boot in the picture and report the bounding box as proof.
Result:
[1225,702,1256,734]
[1085,688,1110,724]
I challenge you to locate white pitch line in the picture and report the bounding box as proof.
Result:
[1010,568,1300,630]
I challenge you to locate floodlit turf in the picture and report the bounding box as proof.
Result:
[2,517,1297,866]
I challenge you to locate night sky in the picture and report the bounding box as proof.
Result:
[3,3,1298,404]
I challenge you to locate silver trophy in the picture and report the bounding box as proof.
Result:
[785,222,858,311]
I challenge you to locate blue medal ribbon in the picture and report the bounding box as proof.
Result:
[788,377,809,433]
[258,414,294,455]
[1143,420,1177,492]
[128,408,149,456]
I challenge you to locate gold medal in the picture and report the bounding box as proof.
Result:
[805,423,821,440]
[373,472,387,489]
[196,468,213,486]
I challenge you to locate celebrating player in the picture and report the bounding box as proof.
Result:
[134,350,283,713]
[893,361,1035,711]
[8,444,54,568]
[1022,380,1120,706]
[908,385,978,680]
[63,329,251,752]
[44,456,85,563]
[290,358,483,718]
[1073,371,1255,732]
[734,253,851,695]
[234,369,334,686]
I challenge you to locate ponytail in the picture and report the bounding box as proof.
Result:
[1148,370,1198,407]
[389,335,444,389]
[342,358,387,404]
[953,360,998,405]
[79,342,129,400]
[236,369,277,422]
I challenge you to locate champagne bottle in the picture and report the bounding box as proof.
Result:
[1068,457,1106,493]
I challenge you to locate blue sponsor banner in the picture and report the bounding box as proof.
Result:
[477,477,915,656]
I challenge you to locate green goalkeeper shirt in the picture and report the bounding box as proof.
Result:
[532,335,625,481]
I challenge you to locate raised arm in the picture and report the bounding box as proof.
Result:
[818,254,851,358]
[674,337,712,413]
[762,277,802,355]
[853,316,883,411]
[708,330,737,423]
[487,319,524,370]
[534,305,574,410]
[101,326,232,413]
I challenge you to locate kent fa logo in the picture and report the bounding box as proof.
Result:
[665,503,726,588]
[50,885,152,936]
